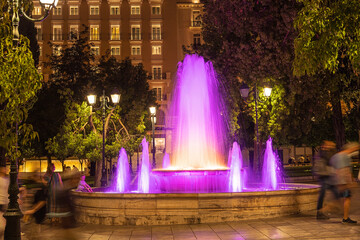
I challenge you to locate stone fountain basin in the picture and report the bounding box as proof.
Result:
[71,183,319,225]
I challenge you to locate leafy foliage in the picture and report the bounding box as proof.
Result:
[0,28,42,161]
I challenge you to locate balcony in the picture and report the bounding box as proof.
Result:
[191,21,202,27]
[50,34,63,41]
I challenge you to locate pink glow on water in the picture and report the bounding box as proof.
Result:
[170,54,227,169]
[138,138,150,193]
[162,153,170,169]
[229,142,244,192]
[262,137,283,190]
[114,148,130,192]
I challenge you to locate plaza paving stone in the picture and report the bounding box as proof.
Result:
[22,184,360,240]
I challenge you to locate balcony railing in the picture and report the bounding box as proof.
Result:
[192,21,202,27]
[50,34,63,41]
[110,33,121,40]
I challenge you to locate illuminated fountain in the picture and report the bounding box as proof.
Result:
[72,54,320,225]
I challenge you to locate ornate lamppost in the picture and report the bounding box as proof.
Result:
[149,106,156,168]
[87,89,120,187]
[240,83,272,177]
[3,0,58,239]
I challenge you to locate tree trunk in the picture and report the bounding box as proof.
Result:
[95,160,102,187]
[331,91,346,150]
[0,147,6,167]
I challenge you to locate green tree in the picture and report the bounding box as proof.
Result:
[293,0,360,148]
[0,16,42,165]
[197,0,302,148]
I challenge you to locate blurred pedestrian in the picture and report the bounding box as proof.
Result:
[330,142,360,224]
[72,165,79,173]
[313,141,339,220]
[23,175,47,235]
[43,163,63,222]
[0,167,9,240]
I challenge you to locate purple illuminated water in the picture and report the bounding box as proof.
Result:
[138,138,150,193]
[262,138,284,190]
[162,153,170,169]
[113,148,130,192]
[229,142,244,192]
[111,54,287,194]
[169,54,227,169]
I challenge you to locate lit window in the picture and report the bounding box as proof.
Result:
[111,46,121,56]
[131,6,140,15]
[131,46,141,55]
[192,10,202,27]
[52,46,62,56]
[35,25,42,41]
[69,25,78,39]
[110,25,120,40]
[91,46,100,55]
[90,25,100,40]
[152,88,162,101]
[110,6,120,15]
[69,6,79,15]
[151,6,161,15]
[53,6,62,15]
[152,45,161,55]
[53,25,62,41]
[32,7,41,15]
[193,34,201,46]
[131,25,141,40]
[152,66,162,80]
[151,25,161,40]
[39,46,42,56]
[90,6,99,15]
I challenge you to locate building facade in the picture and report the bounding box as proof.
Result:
[33,0,203,153]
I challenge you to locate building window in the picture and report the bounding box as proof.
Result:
[35,25,42,41]
[53,25,62,41]
[131,46,141,55]
[151,6,161,15]
[91,46,100,55]
[32,7,41,15]
[90,25,100,40]
[152,66,162,80]
[69,6,79,15]
[131,25,141,40]
[52,46,62,56]
[53,6,61,15]
[151,25,161,40]
[69,25,78,39]
[110,6,120,15]
[152,45,161,55]
[131,6,140,15]
[110,25,120,40]
[152,88,162,101]
[111,46,121,56]
[193,33,201,46]
[90,6,99,15]
[39,46,42,56]
[192,10,202,27]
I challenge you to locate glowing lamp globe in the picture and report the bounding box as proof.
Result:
[149,106,156,115]
[264,87,272,97]
[39,0,58,9]
[87,94,96,105]
[110,89,121,104]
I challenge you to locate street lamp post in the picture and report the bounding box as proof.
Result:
[87,89,120,187]
[4,0,58,239]
[240,83,272,178]
[149,106,156,168]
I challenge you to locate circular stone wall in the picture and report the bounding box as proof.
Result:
[71,183,319,225]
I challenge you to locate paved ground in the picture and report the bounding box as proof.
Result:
[22,184,360,240]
